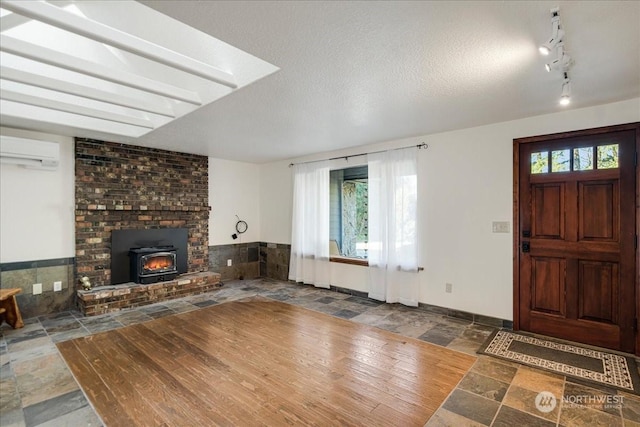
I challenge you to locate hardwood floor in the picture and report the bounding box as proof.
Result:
[57,296,475,426]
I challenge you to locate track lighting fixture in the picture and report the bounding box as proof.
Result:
[539,7,574,107]
[544,44,572,72]
[539,7,563,55]
[559,75,571,106]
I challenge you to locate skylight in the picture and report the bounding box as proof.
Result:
[0,1,279,139]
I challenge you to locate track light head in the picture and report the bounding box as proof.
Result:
[545,51,573,72]
[539,29,564,55]
[559,78,571,106]
[539,8,563,56]
[539,45,551,56]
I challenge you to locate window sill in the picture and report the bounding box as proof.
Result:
[330,256,369,267]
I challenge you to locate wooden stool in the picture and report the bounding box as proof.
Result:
[0,288,24,329]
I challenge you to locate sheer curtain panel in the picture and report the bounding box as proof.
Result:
[288,161,331,288]
[367,148,419,306]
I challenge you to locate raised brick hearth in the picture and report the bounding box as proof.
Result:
[77,272,222,316]
[75,138,212,315]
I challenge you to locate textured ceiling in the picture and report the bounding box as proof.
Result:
[22,1,640,163]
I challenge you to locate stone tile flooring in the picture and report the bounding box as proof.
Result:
[1,278,639,426]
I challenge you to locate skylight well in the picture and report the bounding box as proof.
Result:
[0,1,279,139]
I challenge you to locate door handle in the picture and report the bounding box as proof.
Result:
[522,241,530,253]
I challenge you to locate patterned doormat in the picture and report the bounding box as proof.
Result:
[478,330,640,395]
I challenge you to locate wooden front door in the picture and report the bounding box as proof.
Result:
[515,124,638,353]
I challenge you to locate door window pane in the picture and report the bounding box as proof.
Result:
[597,144,619,169]
[531,151,549,174]
[551,149,570,172]
[573,147,593,171]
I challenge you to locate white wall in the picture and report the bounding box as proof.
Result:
[258,160,293,244]
[0,127,75,263]
[259,98,640,320]
[208,158,261,245]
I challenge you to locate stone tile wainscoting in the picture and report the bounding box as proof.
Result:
[260,242,291,281]
[74,139,218,315]
[209,242,260,281]
[0,258,74,318]
[208,242,291,281]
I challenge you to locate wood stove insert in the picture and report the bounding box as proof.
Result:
[129,246,178,284]
[111,228,188,285]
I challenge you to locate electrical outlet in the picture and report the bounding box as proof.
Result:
[227,259,232,267]
[33,283,43,295]
[445,283,453,293]
[53,281,62,292]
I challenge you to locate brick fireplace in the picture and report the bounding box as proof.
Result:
[74,139,220,315]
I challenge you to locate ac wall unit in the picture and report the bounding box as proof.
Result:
[0,135,60,170]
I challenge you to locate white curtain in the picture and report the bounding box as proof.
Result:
[288,161,331,288]
[367,148,419,306]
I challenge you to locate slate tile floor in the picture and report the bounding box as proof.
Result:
[1,278,640,426]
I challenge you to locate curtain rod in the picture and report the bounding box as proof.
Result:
[288,142,428,167]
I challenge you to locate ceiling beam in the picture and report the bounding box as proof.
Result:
[1,0,238,89]
[0,9,31,31]
[0,100,151,138]
[0,66,175,118]
[0,88,156,129]
[0,1,74,31]
[0,35,202,105]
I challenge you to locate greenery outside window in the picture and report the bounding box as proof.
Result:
[330,166,368,263]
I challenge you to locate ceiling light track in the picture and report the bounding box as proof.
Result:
[1,0,238,89]
[539,7,574,106]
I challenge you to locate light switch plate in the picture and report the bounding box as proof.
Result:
[53,281,62,292]
[33,283,43,295]
[227,259,232,267]
[492,221,510,233]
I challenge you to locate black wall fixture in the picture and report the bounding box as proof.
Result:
[232,215,248,240]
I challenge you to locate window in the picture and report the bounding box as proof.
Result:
[551,149,570,172]
[530,144,619,174]
[597,144,619,169]
[573,147,593,171]
[330,166,368,260]
[531,151,549,174]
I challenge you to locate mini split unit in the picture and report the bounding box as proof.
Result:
[0,135,60,170]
